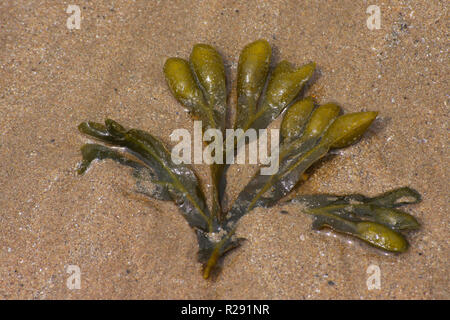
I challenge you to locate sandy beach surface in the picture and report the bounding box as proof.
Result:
[0,0,448,299]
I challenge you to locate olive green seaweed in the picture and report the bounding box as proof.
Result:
[77,40,422,279]
[289,187,420,251]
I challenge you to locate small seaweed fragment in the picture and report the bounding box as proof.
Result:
[164,45,227,219]
[289,187,421,252]
[78,120,217,231]
[77,40,422,279]
[220,40,315,207]
[227,101,378,224]
[235,40,315,133]
[78,120,243,274]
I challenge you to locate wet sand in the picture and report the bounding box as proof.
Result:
[0,0,448,299]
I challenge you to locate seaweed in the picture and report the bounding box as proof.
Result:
[76,40,422,279]
[288,187,421,252]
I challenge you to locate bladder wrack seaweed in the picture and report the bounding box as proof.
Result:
[77,40,421,279]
